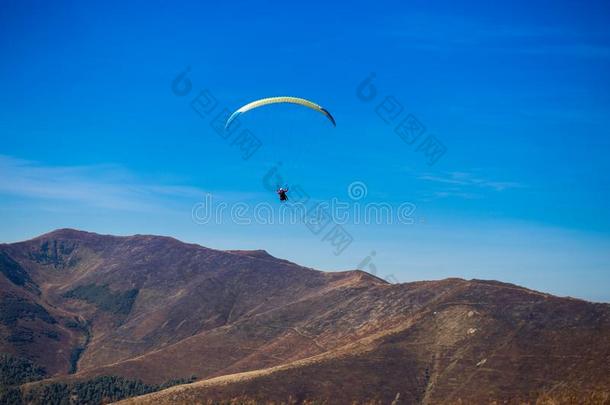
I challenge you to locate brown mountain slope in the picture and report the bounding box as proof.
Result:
[0,251,84,376]
[62,277,457,385]
[1,229,382,379]
[116,280,610,404]
[1,229,609,404]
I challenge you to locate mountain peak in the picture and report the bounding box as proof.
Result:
[34,228,98,240]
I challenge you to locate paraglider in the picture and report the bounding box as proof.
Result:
[277,186,289,202]
[225,96,336,129]
[226,96,335,202]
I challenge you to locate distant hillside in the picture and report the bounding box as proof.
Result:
[0,229,608,404]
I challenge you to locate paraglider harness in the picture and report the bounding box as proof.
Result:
[277,187,289,202]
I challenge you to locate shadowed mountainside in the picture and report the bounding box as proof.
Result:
[1,229,608,404]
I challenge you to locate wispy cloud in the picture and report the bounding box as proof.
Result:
[0,155,205,212]
[418,171,522,191]
[413,170,523,200]
[382,13,610,58]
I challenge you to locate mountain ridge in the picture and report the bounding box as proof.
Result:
[1,229,609,404]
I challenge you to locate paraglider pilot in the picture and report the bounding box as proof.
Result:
[277,187,289,202]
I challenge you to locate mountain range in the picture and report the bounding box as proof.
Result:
[1,229,608,404]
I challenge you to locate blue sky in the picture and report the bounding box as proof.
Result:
[1,0,609,301]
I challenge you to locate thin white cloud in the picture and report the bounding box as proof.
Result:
[414,170,523,200]
[381,13,610,58]
[0,155,205,212]
[418,171,522,191]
